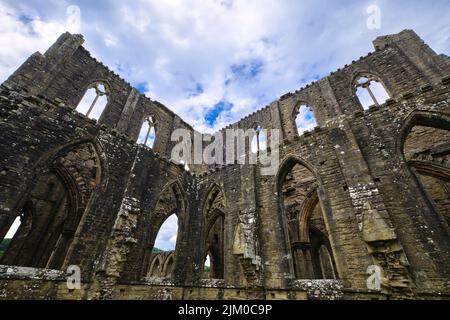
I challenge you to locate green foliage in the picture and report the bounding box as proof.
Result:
[204,266,210,272]
[152,247,163,253]
[0,239,11,252]
[0,238,12,257]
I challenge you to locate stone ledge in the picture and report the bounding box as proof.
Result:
[0,265,66,281]
[291,279,344,300]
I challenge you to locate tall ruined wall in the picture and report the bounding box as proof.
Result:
[3,32,196,160]
[217,30,450,145]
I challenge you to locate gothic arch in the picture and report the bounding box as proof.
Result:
[148,254,164,278]
[76,79,113,107]
[396,110,450,235]
[162,252,175,277]
[30,139,107,188]
[291,101,318,136]
[202,183,226,279]
[298,185,319,242]
[276,155,320,188]
[349,70,392,97]
[248,123,267,154]
[396,110,450,155]
[74,80,112,121]
[0,140,104,269]
[203,184,226,219]
[141,112,161,128]
[142,180,187,278]
[137,113,160,148]
[409,160,450,181]
[156,180,187,217]
[350,71,391,109]
[276,155,337,279]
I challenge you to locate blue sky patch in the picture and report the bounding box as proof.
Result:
[230,60,264,81]
[187,83,204,97]
[18,14,33,25]
[204,100,233,126]
[135,82,148,94]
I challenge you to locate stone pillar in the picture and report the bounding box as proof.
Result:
[269,101,285,141]
[89,148,143,300]
[318,77,342,119]
[330,121,414,296]
[292,242,314,279]
[116,88,140,134]
[232,165,263,290]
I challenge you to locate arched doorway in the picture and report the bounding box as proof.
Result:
[400,112,450,231]
[143,181,186,279]
[278,158,337,279]
[0,142,102,269]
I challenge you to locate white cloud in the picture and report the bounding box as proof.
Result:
[0,2,72,83]
[120,5,152,33]
[296,105,317,135]
[104,34,117,47]
[0,0,449,134]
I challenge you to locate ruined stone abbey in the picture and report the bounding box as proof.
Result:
[0,29,449,300]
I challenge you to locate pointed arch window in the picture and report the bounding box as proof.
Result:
[164,255,175,277]
[251,125,267,153]
[137,115,157,148]
[294,104,317,136]
[150,258,162,277]
[76,83,109,120]
[154,214,178,252]
[143,182,185,279]
[278,160,338,279]
[1,216,22,256]
[203,185,225,279]
[354,75,390,110]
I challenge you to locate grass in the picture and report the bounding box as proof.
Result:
[0,239,11,252]
[152,247,163,253]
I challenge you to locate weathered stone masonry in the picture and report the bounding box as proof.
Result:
[0,29,449,300]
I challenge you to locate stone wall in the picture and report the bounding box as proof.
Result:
[0,29,449,299]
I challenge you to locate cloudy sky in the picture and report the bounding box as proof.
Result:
[0,0,449,134]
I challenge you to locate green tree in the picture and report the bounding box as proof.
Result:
[0,238,12,257]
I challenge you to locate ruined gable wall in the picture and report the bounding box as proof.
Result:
[3,33,197,160]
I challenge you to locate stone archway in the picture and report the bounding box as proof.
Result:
[400,111,450,233]
[203,184,226,280]
[277,157,337,279]
[142,181,186,279]
[0,142,103,269]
